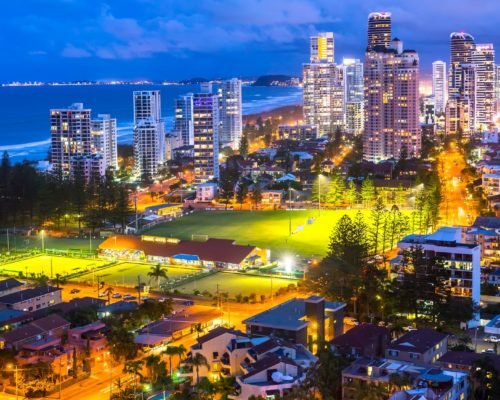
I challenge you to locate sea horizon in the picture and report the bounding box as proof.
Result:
[0,84,302,162]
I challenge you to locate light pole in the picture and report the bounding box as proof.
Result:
[41,229,45,253]
[135,186,139,233]
[317,174,323,216]
[6,364,19,400]
[288,184,292,236]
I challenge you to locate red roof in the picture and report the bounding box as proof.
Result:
[99,236,257,265]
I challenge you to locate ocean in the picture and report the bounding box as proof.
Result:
[0,84,302,162]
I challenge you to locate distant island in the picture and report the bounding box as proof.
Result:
[252,75,300,87]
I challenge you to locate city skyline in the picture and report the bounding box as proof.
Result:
[3,0,500,81]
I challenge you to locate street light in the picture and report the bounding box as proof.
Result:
[40,229,45,253]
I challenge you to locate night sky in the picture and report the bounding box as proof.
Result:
[2,0,499,81]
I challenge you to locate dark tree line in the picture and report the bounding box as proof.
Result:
[0,152,132,231]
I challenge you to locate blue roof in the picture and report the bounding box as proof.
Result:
[486,314,500,329]
[0,309,30,323]
[173,254,199,261]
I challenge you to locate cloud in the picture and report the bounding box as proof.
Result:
[62,44,91,58]
[28,50,47,56]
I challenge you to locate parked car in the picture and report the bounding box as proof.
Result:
[482,349,496,354]
[485,336,500,343]
[70,289,80,294]
[142,296,150,301]
[98,292,107,297]
[123,294,136,301]
[112,293,122,299]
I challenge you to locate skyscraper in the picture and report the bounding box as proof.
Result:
[303,32,343,137]
[363,36,420,162]
[342,58,364,135]
[367,12,392,51]
[219,78,243,149]
[303,63,343,136]
[193,93,220,183]
[472,44,495,129]
[50,103,92,176]
[432,61,447,114]
[449,32,475,97]
[91,114,118,170]
[133,91,165,179]
[310,32,335,63]
[174,94,194,146]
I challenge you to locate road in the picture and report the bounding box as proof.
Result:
[437,141,478,226]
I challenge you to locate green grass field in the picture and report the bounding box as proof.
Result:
[145,210,370,258]
[0,235,104,251]
[71,262,201,287]
[173,271,298,298]
[0,255,108,278]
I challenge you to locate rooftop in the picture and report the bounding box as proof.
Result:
[99,235,260,265]
[330,323,390,348]
[472,216,500,230]
[243,296,345,331]
[388,329,449,354]
[0,278,24,292]
[0,286,61,305]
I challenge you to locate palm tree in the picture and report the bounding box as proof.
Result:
[176,344,187,364]
[194,323,203,339]
[191,353,208,384]
[144,354,161,385]
[163,346,178,376]
[147,264,168,289]
[104,286,114,305]
[123,360,143,395]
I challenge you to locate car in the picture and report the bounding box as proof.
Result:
[98,292,107,297]
[123,294,136,301]
[112,293,122,299]
[485,336,500,343]
[403,325,417,332]
[482,349,496,354]
[70,289,80,294]
[158,297,168,303]
[142,296,150,301]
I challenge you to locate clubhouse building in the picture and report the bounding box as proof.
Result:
[98,235,269,270]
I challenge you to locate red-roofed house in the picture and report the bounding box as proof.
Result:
[99,235,268,270]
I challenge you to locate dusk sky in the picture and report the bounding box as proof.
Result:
[3,0,499,82]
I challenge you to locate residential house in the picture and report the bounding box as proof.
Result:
[385,329,448,365]
[330,323,390,359]
[0,286,62,312]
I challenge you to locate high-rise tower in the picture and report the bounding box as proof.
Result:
[310,32,335,63]
[432,61,447,114]
[367,12,392,51]
[219,78,243,149]
[363,35,420,162]
[133,91,165,179]
[174,94,194,146]
[472,44,495,129]
[343,58,364,135]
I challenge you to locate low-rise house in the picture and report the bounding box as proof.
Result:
[234,353,302,400]
[483,173,500,196]
[0,309,32,332]
[68,321,108,354]
[385,329,448,365]
[330,323,390,359]
[196,183,218,202]
[0,278,25,297]
[261,190,283,205]
[341,358,468,400]
[243,295,345,351]
[0,286,62,312]
[436,351,500,372]
[0,314,70,350]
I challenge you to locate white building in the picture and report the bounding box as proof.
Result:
[343,58,364,135]
[472,44,495,130]
[69,154,106,182]
[193,93,220,183]
[91,114,117,170]
[50,103,92,176]
[180,326,316,400]
[310,32,334,63]
[432,61,447,114]
[482,173,500,196]
[219,78,243,149]
[133,91,165,179]
[174,94,194,146]
[196,183,218,202]
[396,227,480,327]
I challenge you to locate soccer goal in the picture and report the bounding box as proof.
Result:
[191,234,209,242]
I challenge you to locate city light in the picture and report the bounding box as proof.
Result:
[283,256,293,274]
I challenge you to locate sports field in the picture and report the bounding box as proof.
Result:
[0,234,104,251]
[0,255,108,278]
[71,262,201,287]
[145,209,370,258]
[173,271,298,298]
